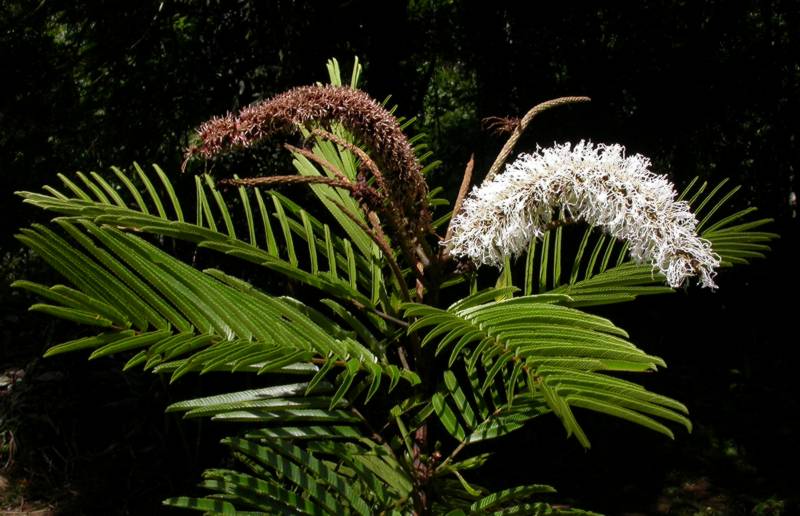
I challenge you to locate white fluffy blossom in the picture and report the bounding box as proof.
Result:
[446,141,720,288]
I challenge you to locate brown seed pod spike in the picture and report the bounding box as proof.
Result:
[185,85,432,236]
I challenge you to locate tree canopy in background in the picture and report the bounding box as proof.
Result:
[1,1,797,514]
[4,1,797,232]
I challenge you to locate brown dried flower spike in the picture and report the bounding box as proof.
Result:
[185,84,431,235]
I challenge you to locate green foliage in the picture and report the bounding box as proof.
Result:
[405,290,690,449]
[11,58,776,514]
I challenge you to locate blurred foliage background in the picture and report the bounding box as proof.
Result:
[1,1,797,514]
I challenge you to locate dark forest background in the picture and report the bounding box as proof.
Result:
[1,1,798,514]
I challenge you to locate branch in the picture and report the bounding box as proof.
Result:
[221,174,356,190]
[311,128,390,193]
[443,154,475,244]
[329,198,411,302]
[485,96,591,182]
[313,127,424,285]
[283,143,352,182]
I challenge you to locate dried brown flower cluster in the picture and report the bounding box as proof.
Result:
[185,85,431,236]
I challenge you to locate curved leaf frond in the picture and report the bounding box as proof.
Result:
[427,477,598,516]
[18,166,387,309]
[13,222,418,401]
[502,177,777,307]
[166,421,414,513]
[404,288,690,449]
[163,377,415,514]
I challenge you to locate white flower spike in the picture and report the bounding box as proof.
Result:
[446,141,720,288]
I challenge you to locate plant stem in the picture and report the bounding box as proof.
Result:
[221,174,358,190]
[485,96,591,182]
[444,154,475,244]
[313,127,427,289]
[330,199,411,302]
[283,143,352,182]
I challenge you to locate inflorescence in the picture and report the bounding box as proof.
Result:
[184,84,431,236]
[446,141,720,288]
